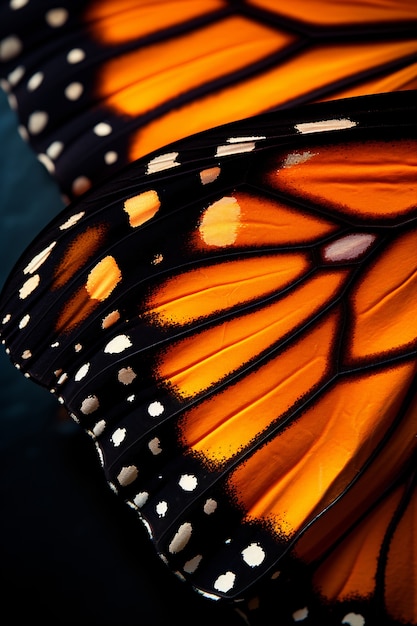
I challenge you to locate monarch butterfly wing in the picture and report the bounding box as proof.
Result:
[1,91,416,624]
[1,0,416,199]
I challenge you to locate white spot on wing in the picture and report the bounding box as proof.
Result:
[148,401,164,417]
[241,543,265,567]
[23,242,56,274]
[18,314,30,329]
[146,151,180,174]
[216,141,256,157]
[203,498,217,515]
[93,122,112,137]
[148,437,162,455]
[133,492,149,508]
[214,571,236,593]
[118,366,136,385]
[199,166,220,185]
[295,118,356,134]
[168,522,193,553]
[156,501,168,518]
[0,35,22,61]
[282,151,316,168]
[74,362,90,381]
[59,211,85,230]
[342,613,365,626]
[111,427,126,447]
[179,474,198,491]
[183,555,202,574]
[104,334,132,354]
[323,233,376,262]
[19,274,40,299]
[292,606,308,621]
[117,465,138,487]
[80,395,99,415]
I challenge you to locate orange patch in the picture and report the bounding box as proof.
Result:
[179,311,339,463]
[269,139,417,220]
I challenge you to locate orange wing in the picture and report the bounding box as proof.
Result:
[0,91,415,624]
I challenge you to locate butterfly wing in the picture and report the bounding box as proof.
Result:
[1,91,416,623]
[1,0,416,199]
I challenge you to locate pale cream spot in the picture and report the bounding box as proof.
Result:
[151,253,163,265]
[57,373,68,385]
[148,437,162,455]
[199,196,241,247]
[241,543,265,567]
[117,366,136,385]
[86,256,122,301]
[27,71,43,91]
[46,141,64,160]
[111,427,126,447]
[0,35,22,61]
[37,153,55,174]
[148,401,164,417]
[28,111,48,134]
[156,501,168,517]
[93,122,112,136]
[74,343,82,352]
[21,349,32,359]
[341,613,365,626]
[23,242,56,274]
[80,395,99,415]
[133,492,149,508]
[10,0,29,9]
[8,65,24,85]
[104,151,118,165]
[199,166,220,185]
[179,474,198,491]
[124,190,161,228]
[282,151,316,168]
[146,151,179,174]
[102,310,120,329]
[64,81,83,100]
[95,442,104,466]
[45,8,69,27]
[19,274,40,299]
[7,92,17,110]
[72,176,91,196]
[214,571,236,593]
[2,314,11,324]
[18,314,30,329]
[168,522,193,554]
[74,362,90,381]
[104,334,132,354]
[117,465,138,486]
[216,140,257,157]
[67,48,85,64]
[18,125,28,141]
[323,233,376,262]
[127,394,135,402]
[92,419,106,437]
[292,607,309,622]
[59,211,85,230]
[203,498,217,515]
[295,118,356,134]
[183,555,202,574]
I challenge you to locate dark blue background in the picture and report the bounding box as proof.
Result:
[0,90,242,626]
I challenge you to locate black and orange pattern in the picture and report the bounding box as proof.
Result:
[1,1,417,625]
[0,0,416,198]
[0,90,416,624]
